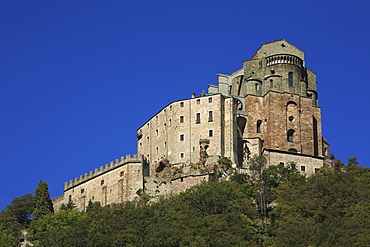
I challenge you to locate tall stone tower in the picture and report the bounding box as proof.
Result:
[208,39,329,174]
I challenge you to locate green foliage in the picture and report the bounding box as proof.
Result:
[0,210,21,247]
[6,193,34,227]
[33,180,54,221]
[29,181,261,246]
[217,157,231,168]
[270,158,370,246]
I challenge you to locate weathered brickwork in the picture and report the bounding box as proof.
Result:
[53,39,330,211]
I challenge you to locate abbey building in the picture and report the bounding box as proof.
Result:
[53,40,330,211]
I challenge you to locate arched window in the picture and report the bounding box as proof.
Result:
[288,148,298,153]
[257,120,262,133]
[288,72,294,87]
[287,129,295,142]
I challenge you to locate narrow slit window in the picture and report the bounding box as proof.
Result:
[288,72,294,87]
[257,120,262,133]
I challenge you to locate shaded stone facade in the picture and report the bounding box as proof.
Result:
[53,39,329,211]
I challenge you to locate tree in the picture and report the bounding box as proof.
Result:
[0,210,21,247]
[33,180,54,221]
[6,193,34,227]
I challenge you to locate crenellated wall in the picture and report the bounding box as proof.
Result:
[64,154,141,191]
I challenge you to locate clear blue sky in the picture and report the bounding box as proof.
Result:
[0,0,369,210]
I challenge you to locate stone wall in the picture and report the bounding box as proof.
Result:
[263,148,323,176]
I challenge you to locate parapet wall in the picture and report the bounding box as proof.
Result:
[64,154,142,191]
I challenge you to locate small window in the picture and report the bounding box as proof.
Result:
[197,99,200,105]
[164,142,166,148]
[156,147,158,154]
[170,105,172,111]
[120,171,124,177]
[270,79,273,88]
[180,116,184,123]
[289,116,294,122]
[209,130,213,137]
[156,116,158,121]
[147,136,149,143]
[287,129,295,142]
[279,162,285,166]
[257,120,262,133]
[156,129,158,136]
[255,83,260,91]
[288,72,294,87]
[180,177,184,182]
[180,153,184,158]
[180,102,184,107]
[81,188,85,194]
[180,134,184,141]
[300,166,306,172]
[196,113,201,124]
[208,97,212,103]
[169,119,172,126]
[208,111,213,122]
[101,180,104,185]
[271,70,275,74]
[163,123,166,130]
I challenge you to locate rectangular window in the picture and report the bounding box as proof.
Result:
[288,72,294,87]
[180,116,184,123]
[180,134,184,141]
[180,102,184,107]
[208,97,212,103]
[196,113,201,124]
[209,130,213,137]
[180,153,184,158]
[208,111,213,122]
[197,99,200,105]
[301,166,306,172]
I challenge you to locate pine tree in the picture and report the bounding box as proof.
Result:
[33,180,54,220]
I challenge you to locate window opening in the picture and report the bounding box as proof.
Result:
[288,72,294,87]
[209,130,213,137]
[257,120,262,133]
[196,113,201,124]
[180,116,184,123]
[300,166,306,172]
[287,129,295,142]
[270,79,273,88]
[208,97,212,103]
[197,99,200,105]
[180,102,184,107]
[208,111,213,122]
[180,134,184,141]
[180,153,184,158]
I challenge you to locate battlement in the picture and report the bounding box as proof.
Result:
[64,154,142,191]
